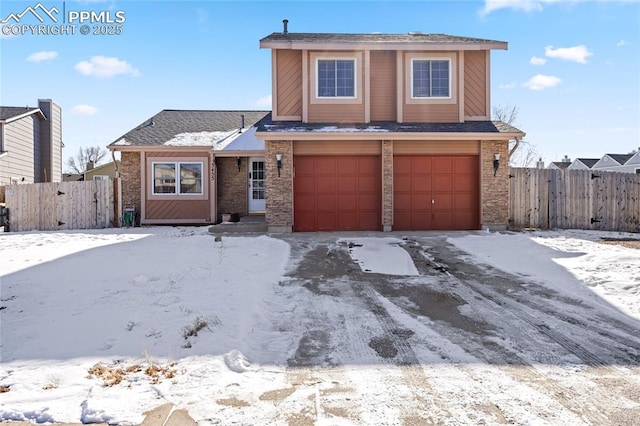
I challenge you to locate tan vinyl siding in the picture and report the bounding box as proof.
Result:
[145,199,210,221]
[464,51,487,118]
[393,140,480,155]
[0,116,39,184]
[370,51,397,121]
[294,140,382,156]
[276,50,303,118]
[403,103,459,122]
[307,104,365,123]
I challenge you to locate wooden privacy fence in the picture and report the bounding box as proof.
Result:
[510,168,640,232]
[4,180,116,232]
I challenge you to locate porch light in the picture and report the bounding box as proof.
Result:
[276,153,283,177]
[493,153,500,176]
[236,156,241,172]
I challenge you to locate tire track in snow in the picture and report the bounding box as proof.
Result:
[402,237,640,424]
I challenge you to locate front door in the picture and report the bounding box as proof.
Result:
[248,157,266,213]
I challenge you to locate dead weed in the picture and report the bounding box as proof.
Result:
[87,361,177,387]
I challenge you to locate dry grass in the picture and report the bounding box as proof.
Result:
[0,385,10,393]
[87,362,176,387]
[599,238,640,250]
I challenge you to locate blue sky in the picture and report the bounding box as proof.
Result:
[1,0,638,168]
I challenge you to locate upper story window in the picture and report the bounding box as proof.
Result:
[152,162,203,195]
[412,59,451,99]
[317,59,356,98]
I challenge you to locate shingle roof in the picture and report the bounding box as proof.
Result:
[551,162,571,170]
[110,110,270,147]
[257,119,524,135]
[0,106,40,121]
[260,32,506,45]
[576,158,599,168]
[607,153,634,165]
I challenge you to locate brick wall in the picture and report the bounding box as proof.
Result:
[0,185,4,203]
[481,140,509,228]
[382,140,393,231]
[216,157,248,220]
[120,151,141,224]
[265,140,293,232]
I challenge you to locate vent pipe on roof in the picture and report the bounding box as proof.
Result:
[239,114,245,133]
[283,19,288,34]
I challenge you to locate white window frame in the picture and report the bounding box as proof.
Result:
[315,57,357,99]
[151,161,204,196]
[410,58,452,100]
[93,175,109,181]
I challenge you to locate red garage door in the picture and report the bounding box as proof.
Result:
[394,156,479,230]
[294,156,381,231]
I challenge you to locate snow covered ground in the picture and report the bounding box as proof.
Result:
[0,227,638,424]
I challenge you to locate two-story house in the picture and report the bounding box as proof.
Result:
[256,22,524,232]
[109,24,524,230]
[0,99,63,191]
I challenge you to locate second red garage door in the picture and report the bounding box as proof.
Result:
[294,156,381,231]
[394,155,480,230]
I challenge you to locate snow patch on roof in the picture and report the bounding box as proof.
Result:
[113,138,130,146]
[164,131,236,147]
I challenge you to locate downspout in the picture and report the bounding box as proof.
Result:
[508,136,521,161]
[111,150,119,177]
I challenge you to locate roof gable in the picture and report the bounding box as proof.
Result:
[593,153,635,168]
[575,158,599,168]
[0,106,44,122]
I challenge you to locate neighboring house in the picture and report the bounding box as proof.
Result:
[548,162,571,170]
[84,160,121,181]
[547,155,571,170]
[0,99,63,186]
[568,158,599,170]
[592,153,639,173]
[108,110,269,224]
[256,24,524,232]
[109,24,525,231]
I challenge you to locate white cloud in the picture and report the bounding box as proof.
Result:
[74,56,140,78]
[480,0,544,15]
[530,56,547,65]
[27,51,58,62]
[544,45,593,64]
[616,40,628,47]
[499,82,516,89]
[252,95,272,108]
[71,104,99,115]
[522,74,562,90]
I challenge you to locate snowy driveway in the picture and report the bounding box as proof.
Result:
[0,228,639,425]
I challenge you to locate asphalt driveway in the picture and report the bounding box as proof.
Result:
[272,232,640,425]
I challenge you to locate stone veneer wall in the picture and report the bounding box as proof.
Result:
[216,157,248,220]
[382,140,393,231]
[120,151,141,224]
[265,140,293,232]
[481,140,509,229]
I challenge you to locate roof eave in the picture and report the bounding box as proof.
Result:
[260,40,508,51]
[0,108,46,123]
[255,130,524,141]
